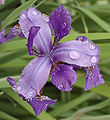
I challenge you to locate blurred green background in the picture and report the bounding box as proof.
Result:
[0,0,110,120]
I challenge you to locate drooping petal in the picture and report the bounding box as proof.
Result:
[19,7,52,54]
[84,65,105,90]
[51,64,77,91]
[7,78,56,116]
[22,96,56,116]
[0,29,5,44]
[49,5,71,43]
[27,26,40,55]
[8,56,52,99]
[51,40,100,67]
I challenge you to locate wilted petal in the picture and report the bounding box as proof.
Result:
[22,96,56,116]
[8,57,52,99]
[51,40,100,67]
[84,65,105,90]
[49,5,71,42]
[27,26,40,55]
[19,7,52,54]
[51,64,77,91]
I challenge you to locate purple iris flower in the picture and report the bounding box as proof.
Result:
[7,5,105,116]
[0,25,24,44]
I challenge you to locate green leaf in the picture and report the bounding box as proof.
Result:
[0,111,18,120]
[80,115,110,120]
[61,33,110,42]
[50,92,95,117]
[74,6,110,32]
[73,98,110,120]
[1,0,37,29]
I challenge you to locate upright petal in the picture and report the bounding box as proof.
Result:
[27,26,40,55]
[51,64,77,91]
[84,65,105,90]
[49,5,71,42]
[19,7,52,54]
[8,56,52,99]
[51,40,100,67]
[23,96,56,116]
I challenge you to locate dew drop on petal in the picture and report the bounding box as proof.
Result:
[44,104,48,109]
[60,84,64,88]
[61,22,67,29]
[90,44,95,50]
[32,10,37,16]
[91,56,97,63]
[17,86,22,92]
[53,73,55,76]
[21,14,26,19]
[69,51,80,59]
[69,67,73,70]
[28,88,36,97]
[29,63,32,66]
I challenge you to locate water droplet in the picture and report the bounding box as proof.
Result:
[61,22,66,29]
[53,73,55,76]
[60,84,64,88]
[17,87,22,92]
[32,10,37,16]
[90,44,95,50]
[99,74,102,79]
[61,51,64,54]
[21,14,26,19]
[91,56,97,63]
[69,51,80,59]
[28,88,36,97]
[84,40,89,44]
[69,67,73,70]
[29,63,32,66]
[44,104,48,108]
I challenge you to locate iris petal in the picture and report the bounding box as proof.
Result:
[8,56,52,99]
[84,65,105,90]
[51,40,100,67]
[24,96,56,116]
[27,26,40,55]
[49,5,71,43]
[51,64,77,91]
[19,7,52,54]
